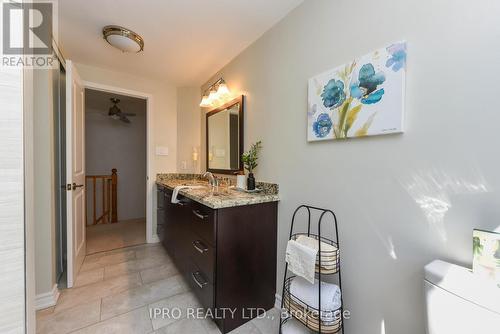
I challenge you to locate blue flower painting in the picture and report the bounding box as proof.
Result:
[307,41,406,141]
[313,113,333,138]
[321,79,346,108]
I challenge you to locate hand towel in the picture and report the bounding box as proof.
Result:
[171,186,189,204]
[286,239,318,284]
[296,235,338,271]
[290,276,342,324]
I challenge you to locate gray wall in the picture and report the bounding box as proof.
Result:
[85,98,147,223]
[199,0,500,333]
[33,69,57,297]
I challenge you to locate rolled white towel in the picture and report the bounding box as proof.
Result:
[290,276,342,324]
[281,318,313,334]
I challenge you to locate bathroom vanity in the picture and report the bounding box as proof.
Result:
[156,174,279,333]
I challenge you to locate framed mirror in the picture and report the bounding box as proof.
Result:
[206,95,244,174]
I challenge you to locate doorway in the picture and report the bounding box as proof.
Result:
[84,88,148,254]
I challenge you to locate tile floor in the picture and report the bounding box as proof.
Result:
[36,243,280,334]
[86,219,147,254]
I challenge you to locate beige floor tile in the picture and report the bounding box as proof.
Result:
[36,306,55,320]
[55,272,142,312]
[36,300,100,334]
[149,291,201,330]
[103,253,171,279]
[71,306,153,334]
[86,218,146,254]
[101,275,189,320]
[200,318,223,334]
[228,321,262,334]
[140,261,179,284]
[80,250,136,272]
[74,267,104,287]
[154,318,211,334]
[250,308,280,334]
[135,244,168,259]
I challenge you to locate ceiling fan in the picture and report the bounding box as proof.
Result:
[108,98,136,123]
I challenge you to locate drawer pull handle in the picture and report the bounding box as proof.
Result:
[192,240,208,254]
[191,271,208,289]
[192,210,208,220]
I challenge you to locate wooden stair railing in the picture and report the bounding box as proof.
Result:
[86,168,118,225]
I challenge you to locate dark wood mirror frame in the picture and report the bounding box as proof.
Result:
[206,95,244,175]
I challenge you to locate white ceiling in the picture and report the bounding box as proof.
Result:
[59,0,304,86]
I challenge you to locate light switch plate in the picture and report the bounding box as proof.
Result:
[156,146,169,156]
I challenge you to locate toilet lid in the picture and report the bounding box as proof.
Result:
[425,260,500,315]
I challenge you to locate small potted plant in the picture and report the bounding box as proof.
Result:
[241,141,262,190]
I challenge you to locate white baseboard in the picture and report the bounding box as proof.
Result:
[35,284,59,310]
[275,293,282,309]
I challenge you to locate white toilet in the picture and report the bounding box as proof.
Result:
[424,260,500,334]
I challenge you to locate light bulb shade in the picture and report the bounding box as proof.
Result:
[199,95,211,107]
[208,89,218,101]
[216,82,230,97]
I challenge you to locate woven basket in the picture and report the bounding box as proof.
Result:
[291,233,340,275]
[282,276,342,334]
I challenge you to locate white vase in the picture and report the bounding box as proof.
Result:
[236,174,246,189]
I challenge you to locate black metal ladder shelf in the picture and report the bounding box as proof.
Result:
[279,205,344,334]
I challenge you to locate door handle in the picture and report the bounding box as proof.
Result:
[72,183,84,190]
[191,271,208,289]
[192,210,208,220]
[192,240,208,254]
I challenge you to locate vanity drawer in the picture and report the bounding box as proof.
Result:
[189,202,216,246]
[184,260,214,310]
[188,237,215,284]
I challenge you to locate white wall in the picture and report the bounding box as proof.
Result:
[85,100,147,223]
[200,0,500,333]
[177,87,201,173]
[76,63,177,235]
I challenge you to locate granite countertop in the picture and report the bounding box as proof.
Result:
[156,173,279,209]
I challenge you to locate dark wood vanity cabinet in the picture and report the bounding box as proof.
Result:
[156,185,278,333]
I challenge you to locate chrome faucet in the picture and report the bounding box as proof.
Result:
[203,172,219,187]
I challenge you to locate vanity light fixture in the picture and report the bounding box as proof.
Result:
[200,78,231,108]
[103,25,144,53]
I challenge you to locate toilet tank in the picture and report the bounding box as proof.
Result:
[424,260,500,334]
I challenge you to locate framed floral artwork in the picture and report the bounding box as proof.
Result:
[473,229,500,285]
[307,41,406,141]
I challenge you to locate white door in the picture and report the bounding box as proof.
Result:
[66,60,86,287]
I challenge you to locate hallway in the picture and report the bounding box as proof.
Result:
[86,219,146,255]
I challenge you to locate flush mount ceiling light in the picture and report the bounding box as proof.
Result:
[102,25,144,53]
[200,78,231,108]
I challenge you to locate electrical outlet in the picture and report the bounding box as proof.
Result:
[181,161,187,170]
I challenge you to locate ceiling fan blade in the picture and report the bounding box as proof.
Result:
[119,114,131,123]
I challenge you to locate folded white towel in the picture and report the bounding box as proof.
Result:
[171,186,189,204]
[281,318,313,334]
[286,239,318,284]
[296,235,338,271]
[290,276,342,324]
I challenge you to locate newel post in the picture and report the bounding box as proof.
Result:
[111,168,118,223]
